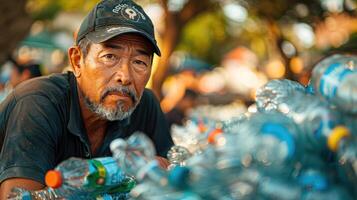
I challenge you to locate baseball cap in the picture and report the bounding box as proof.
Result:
[76,0,161,56]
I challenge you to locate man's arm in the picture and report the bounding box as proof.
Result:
[0,95,62,199]
[0,179,44,200]
[155,156,170,169]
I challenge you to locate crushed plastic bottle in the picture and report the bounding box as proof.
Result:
[110,132,202,200]
[7,187,130,200]
[274,92,341,154]
[167,145,192,169]
[42,157,134,199]
[311,54,357,114]
[216,112,305,177]
[334,131,357,196]
[256,79,306,112]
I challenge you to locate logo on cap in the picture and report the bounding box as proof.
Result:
[124,8,137,20]
[112,4,146,22]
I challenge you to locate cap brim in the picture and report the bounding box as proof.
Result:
[86,26,161,56]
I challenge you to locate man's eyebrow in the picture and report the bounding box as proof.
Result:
[102,43,124,50]
[136,49,151,57]
[102,43,152,57]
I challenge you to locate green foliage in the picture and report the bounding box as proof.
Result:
[56,0,98,12]
[27,0,99,20]
[27,0,60,20]
[177,10,229,65]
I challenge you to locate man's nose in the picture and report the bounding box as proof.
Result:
[114,60,132,85]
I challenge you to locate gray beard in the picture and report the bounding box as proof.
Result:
[81,86,140,121]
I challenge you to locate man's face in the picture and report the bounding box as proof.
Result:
[76,34,153,121]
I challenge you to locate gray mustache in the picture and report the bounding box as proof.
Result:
[100,86,137,103]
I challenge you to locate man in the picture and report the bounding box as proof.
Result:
[0,0,173,198]
[0,59,42,103]
[9,62,42,88]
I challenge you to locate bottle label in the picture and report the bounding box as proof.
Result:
[319,62,356,99]
[298,171,328,190]
[88,157,125,186]
[313,120,335,139]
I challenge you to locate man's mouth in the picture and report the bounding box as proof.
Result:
[101,89,136,104]
[107,91,130,98]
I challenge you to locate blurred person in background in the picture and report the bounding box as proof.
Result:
[0,57,42,102]
[0,67,10,102]
[9,62,42,88]
[165,89,198,128]
[0,0,173,198]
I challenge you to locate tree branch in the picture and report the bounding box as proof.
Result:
[179,0,218,24]
[158,0,169,13]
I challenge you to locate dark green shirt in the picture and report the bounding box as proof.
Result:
[0,72,173,184]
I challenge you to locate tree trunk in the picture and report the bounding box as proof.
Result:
[0,0,33,64]
[151,12,182,99]
[152,0,217,100]
[266,19,295,80]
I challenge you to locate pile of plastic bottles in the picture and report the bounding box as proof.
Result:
[147,53,356,199]
[188,102,247,122]
[9,54,357,199]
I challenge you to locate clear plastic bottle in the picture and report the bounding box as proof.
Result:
[220,114,248,134]
[216,112,304,177]
[341,113,357,136]
[231,168,353,200]
[335,133,357,197]
[274,92,341,154]
[42,157,134,199]
[7,187,130,200]
[170,121,206,154]
[7,187,57,200]
[167,145,192,169]
[110,133,158,179]
[110,132,201,200]
[179,147,236,200]
[255,79,306,112]
[257,176,303,199]
[311,54,357,114]
[303,185,353,200]
[305,81,315,95]
[96,193,129,200]
[256,176,352,200]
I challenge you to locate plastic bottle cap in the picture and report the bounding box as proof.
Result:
[198,121,207,133]
[328,126,350,152]
[45,170,63,188]
[207,129,223,144]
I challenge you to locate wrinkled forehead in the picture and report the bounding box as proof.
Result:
[100,33,155,55]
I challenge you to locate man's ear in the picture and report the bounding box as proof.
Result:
[68,46,82,78]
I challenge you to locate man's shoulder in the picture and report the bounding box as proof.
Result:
[141,88,158,104]
[13,73,70,102]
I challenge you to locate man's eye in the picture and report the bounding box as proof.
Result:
[133,60,147,66]
[102,54,117,61]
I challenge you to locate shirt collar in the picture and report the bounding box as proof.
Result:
[67,72,86,139]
